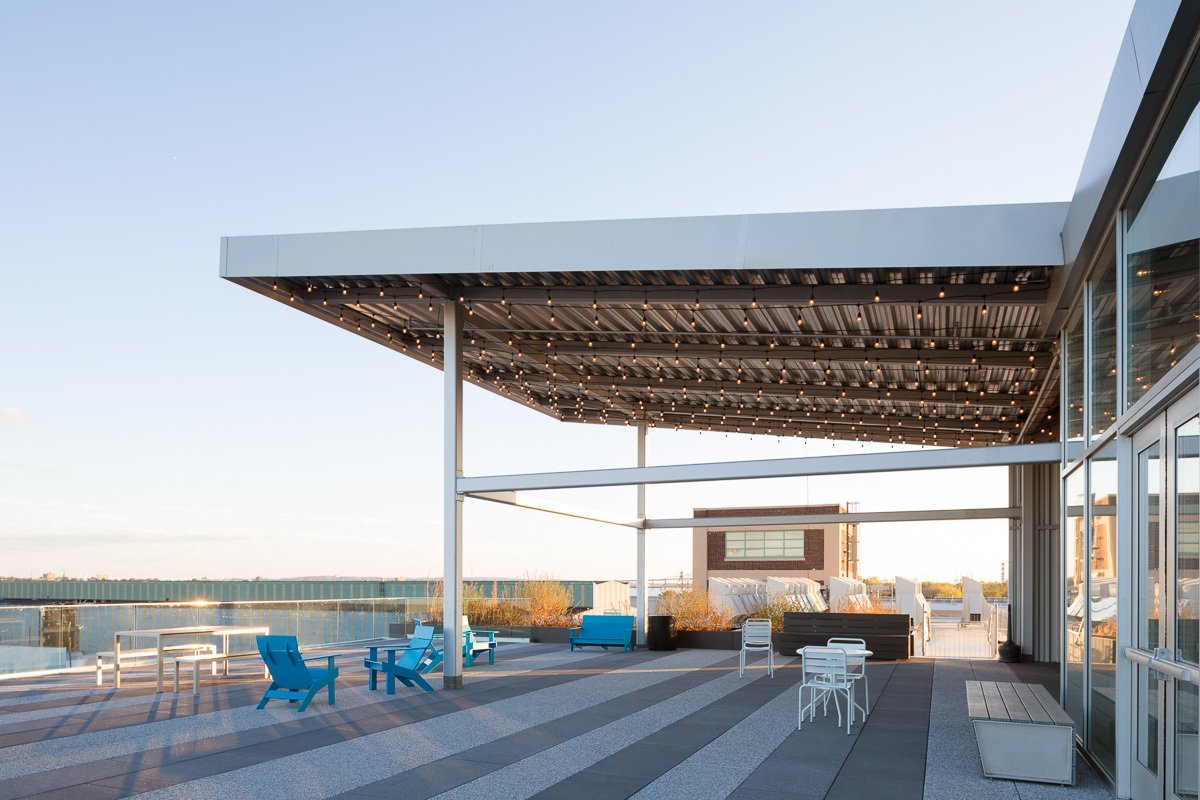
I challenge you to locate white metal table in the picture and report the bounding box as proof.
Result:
[114,625,270,691]
[797,645,872,718]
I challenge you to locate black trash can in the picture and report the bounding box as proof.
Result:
[646,615,677,651]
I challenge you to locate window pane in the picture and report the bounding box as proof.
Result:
[1124,104,1200,407]
[1136,440,1161,773]
[1173,415,1198,798]
[1066,314,1085,459]
[1176,415,1199,667]
[724,529,804,559]
[1090,238,1117,440]
[1065,468,1086,728]
[1089,443,1118,777]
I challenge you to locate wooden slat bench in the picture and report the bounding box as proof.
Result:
[95,644,216,686]
[173,651,266,695]
[966,680,1075,785]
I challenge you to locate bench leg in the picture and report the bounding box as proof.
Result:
[96,656,103,687]
[193,661,201,697]
[173,661,179,693]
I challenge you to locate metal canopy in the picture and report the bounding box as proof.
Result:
[221,205,1065,446]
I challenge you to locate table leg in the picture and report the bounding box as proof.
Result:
[156,636,164,693]
[113,635,122,689]
[368,647,378,691]
[222,635,230,676]
[386,650,396,695]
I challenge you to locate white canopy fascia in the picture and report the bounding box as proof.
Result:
[220,202,1068,280]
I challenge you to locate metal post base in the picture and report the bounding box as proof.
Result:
[443,675,463,690]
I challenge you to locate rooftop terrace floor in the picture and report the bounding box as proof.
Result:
[0,644,1113,800]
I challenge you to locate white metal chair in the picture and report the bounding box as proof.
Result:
[739,618,774,678]
[798,646,855,734]
[827,636,869,714]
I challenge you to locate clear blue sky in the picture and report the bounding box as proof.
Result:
[0,1,1132,582]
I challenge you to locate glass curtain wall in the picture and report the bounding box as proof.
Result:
[1067,313,1086,461]
[1066,467,1087,727]
[1063,48,1200,792]
[1089,444,1119,776]
[1124,105,1200,408]
[1091,239,1118,441]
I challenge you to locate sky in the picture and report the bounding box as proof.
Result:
[0,1,1134,583]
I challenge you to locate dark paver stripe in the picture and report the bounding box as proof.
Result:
[328,652,748,800]
[8,648,678,799]
[527,658,811,800]
[727,662,898,799]
[822,660,934,800]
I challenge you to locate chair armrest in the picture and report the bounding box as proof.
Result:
[301,653,343,662]
[569,627,582,635]
[375,644,428,652]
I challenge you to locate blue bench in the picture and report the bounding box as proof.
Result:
[569,614,635,652]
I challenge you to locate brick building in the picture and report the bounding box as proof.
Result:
[691,504,859,590]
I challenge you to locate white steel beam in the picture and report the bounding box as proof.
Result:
[649,506,1021,529]
[635,423,647,646]
[456,442,1060,494]
[443,300,465,689]
[467,491,640,528]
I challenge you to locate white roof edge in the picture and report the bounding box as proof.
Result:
[220,202,1069,279]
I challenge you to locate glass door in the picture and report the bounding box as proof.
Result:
[1130,387,1200,800]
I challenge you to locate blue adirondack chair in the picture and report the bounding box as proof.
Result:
[255,635,339,712]
[412,616,497,671]
[363,623,437,693]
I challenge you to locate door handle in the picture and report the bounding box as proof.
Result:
[1123,646,1200,685]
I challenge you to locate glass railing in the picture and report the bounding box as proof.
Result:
[0,596,532,677]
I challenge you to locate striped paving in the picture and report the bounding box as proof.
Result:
[0,647,1115,800]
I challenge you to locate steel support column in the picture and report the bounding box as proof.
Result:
[443,300,465,689]
[635,422,647,646]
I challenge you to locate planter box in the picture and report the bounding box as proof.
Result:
[529,625,572,644]
[675,629,740,650]
[777,612,910,660]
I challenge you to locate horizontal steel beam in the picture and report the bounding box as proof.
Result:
[534,341,1050,368]
[608,403,1018,435]
[649,506,1022,529]
[456,284,1046,307]
[522,376,1026,410]
[456,441,1060,493]
[467,491,639,528]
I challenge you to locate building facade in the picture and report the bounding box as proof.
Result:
[691,504,858,590]
[1052,3,1200,796]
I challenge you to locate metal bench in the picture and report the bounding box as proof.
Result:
[173,651,266,695]
[95,643,216,686]
[965,680,1075,785]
